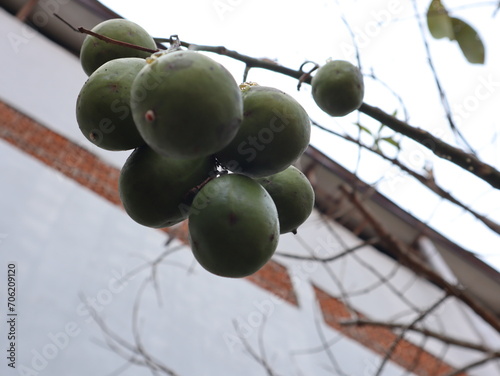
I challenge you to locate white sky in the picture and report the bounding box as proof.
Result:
[98,0,500,271]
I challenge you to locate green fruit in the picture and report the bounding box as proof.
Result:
[119,145,215,228]
[216,85,311,178]
[80,19,157,76]
[130,50,243,159]
[256,166,314,234]
[76,58,146,151]
[311,60,364,117]
[188,174,279,278]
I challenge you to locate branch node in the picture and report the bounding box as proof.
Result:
[297,61,319,90]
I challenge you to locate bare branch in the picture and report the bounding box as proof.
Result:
[79,261,182,376]
[275,237,378,262]
[340,318,500,354]
[364,70,410,122]
[312,305,350,376]
[358,103,500,189]
[120,244,185,284]
[443,353,500,376]
[373,294,450,376]
[53,14,159,53]
[339,185,500,333]
[233,319,282,376]
[410,0,476,154]
[311,119,500,235]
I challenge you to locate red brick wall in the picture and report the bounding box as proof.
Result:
[0,100,466,376]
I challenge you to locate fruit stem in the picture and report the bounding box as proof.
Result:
[53,13,159,54]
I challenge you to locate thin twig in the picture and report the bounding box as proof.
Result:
[364,69,410,122]
[410,0,476,154]
[311,119,500,235]
[275,237,378,262]
[312,304,350,376]
[339,185,500,334]
[232,319,282,376]
[340,319,499,354]
[443,352,500,376]
[120,244,184,284]
[359,103,500,189]
[53,14,159,54]
[374,294,449,376]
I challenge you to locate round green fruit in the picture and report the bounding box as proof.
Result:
[256,166,314,234]
[80,18,157,76]
[119,145,215,228]
[216,85,311,178]
[130,50,243,159]
[311,60,364,117]
[76,58,146,151]
[188,174,279,278]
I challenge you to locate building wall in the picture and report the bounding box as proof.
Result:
[0,8,499,376]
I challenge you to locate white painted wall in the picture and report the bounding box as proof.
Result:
[0,8,498,376]
[0,7,129,170]
[0,141,412,376]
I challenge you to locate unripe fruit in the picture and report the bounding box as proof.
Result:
[80,19,157,76]
[130,51,243,159]
[311,60,364,117]
[216,85,311,178]
[119,145,215,228]
[76,58,146,151]
[188,174,279,278]
[256,166,315,234]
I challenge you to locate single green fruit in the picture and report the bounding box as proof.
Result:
[80,18,157,76]
[216,85,311,178]
[76,58,146,151]
[311,60,364,117]
[256,166,314,234]
[130,50,243,159]
[188,174,279,278]
[119,145,215,228]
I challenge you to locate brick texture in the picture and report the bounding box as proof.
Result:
[0,99,466,375]
[314,285,467,376]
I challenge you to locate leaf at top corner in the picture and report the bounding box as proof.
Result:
[426,0,454,39]
[450,17,485,64]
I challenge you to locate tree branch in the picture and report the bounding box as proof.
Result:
[411,0,476,154]
[232,319,282,376]
[175,39,500,190]
[275,237,378,262]
[374,294,450,376]
[57,15,500,190]
[338,185,500,334]
[340,318,500,354]
[443,352,500,376]
[358,103,500,189]
[312,120,500,235]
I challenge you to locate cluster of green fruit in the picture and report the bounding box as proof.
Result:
[75,19,364,278]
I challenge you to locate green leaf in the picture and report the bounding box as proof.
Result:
[354,122,372,135]
[450,17,485,64]
[426,0,454,39]
[381,137,401,149]
[377,122,385,134]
